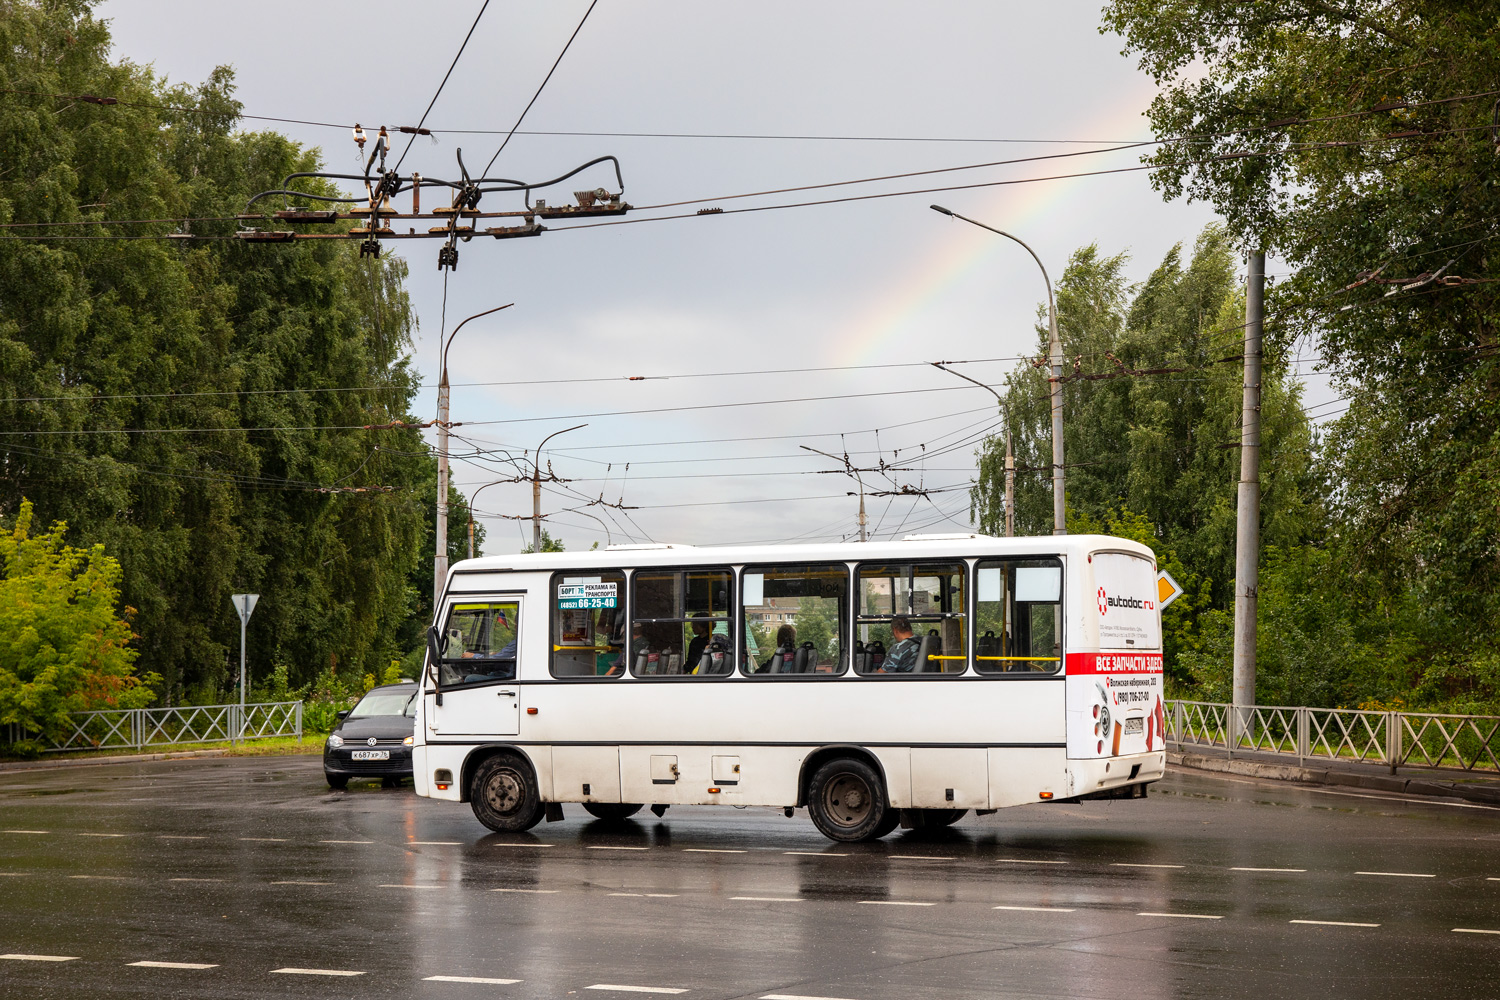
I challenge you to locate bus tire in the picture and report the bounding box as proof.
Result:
[921,808,968,827]
[871,809,902,839]
[470,753,544,833]
[582,802,643,821]
[807,757,889,842]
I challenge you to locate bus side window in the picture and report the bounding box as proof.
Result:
[974,559,1062,675]
[550,571,628,678]
[740,564,848,676]
[854,562,967,675]
[439,601,520,687]
[630,567,735,677]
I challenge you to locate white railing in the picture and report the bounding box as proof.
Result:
[1167,700,1500,773]
[3,702,302,754]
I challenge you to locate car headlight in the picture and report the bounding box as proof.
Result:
[403,736,414,746]
[326,734,344,749]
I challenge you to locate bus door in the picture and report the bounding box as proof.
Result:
[425,598,523,737]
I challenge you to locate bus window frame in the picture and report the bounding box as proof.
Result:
[853,559,971,678]
[547,569,630,680]
[738,562,851,679]
[435,595,525,691]
[628,563,737,681]
[972,555,1065,677]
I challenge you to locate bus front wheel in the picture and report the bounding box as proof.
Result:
[807,757,890,842]
[470,754,544,833]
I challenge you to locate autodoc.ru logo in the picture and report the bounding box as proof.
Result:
[1100,589,1154,613]
[1097,587,1108,615]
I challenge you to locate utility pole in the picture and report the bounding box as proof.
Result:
[530,424,588,552]
[434,305,512,606]
[800,444,868,541]
[1005,428,1016,538]
[1232,251,1264,745]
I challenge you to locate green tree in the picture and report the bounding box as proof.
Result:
[0,499,158,741]
[523,528,566,553]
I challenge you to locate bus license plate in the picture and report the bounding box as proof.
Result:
[1123,718,1143,735]
[351,750,389,761]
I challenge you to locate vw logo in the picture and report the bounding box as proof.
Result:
[366,737,378,747]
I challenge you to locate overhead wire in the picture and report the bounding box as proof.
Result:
[393,0,492,172]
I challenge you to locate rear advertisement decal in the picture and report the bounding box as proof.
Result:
[1066,654,1164,758]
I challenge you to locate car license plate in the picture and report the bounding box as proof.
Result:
[1123,717,1143,735]
[351,750,389,761]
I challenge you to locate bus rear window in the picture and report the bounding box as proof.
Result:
[974,559,1062,674]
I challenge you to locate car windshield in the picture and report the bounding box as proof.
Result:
[348,690,416,718]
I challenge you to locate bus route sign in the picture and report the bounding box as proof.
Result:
[557,582,617,609]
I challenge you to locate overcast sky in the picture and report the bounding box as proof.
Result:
[98,1,1330,554]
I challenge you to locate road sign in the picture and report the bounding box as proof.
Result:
[1156,570,1183,610]
[231,593,259,625]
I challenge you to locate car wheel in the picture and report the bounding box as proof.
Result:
[806,757,889,842]
[381,776,401,789]
[469,753,544,833]
[582,802,644,821]
[325,773,348,790]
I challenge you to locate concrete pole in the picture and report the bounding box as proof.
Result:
[1232,251,1265,745]
[1004,428,1016,537]
[434,370,450,608]
[1047,292,1066,535]
[532,458,542,553]
[237,615,247,745]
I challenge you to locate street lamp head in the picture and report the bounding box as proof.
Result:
[930,204,954,217]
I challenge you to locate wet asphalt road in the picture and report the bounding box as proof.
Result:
[0,756,1497,1000]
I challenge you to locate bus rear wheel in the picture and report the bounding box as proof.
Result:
[582,802,644,821]
[470,753,544,833]
[807,757,890,842]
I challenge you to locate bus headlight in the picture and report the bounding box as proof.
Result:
[326,734,344,749]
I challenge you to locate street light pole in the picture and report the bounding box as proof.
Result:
[434,304,512,607]
[530,424,587,552]
[467,479,511,560]
[931,361,1013,536]
[931,205,1066,534]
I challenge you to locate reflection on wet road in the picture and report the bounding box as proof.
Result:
[2,757,1498,998]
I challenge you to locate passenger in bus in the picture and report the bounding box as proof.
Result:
[880,616,921,672]
[684,613,713,674]
[761,624,796,672]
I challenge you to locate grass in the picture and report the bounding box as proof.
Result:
[0,733,323,763]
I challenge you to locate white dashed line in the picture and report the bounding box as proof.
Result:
[586,986,689,995]
[493,888,560,894]
[993,905,1077,912]
[1355,871,1434,878]
[783,851,849,857]
[271,967,365,977]
[1,954,78,962]
[608,892,679,898]
[128,960,219,969]
[425,975,524,984]
[858,900,934,907]
[0,872,27,877]
[730,896,803,902]
[320,840,374,844]
[491,843,554,848]
[1137,912,1223,920]
[587,846,650,851]
[69,875,126,880]
[683,848,747,853]
[77,833,128,838]
[157,835,206,840]
[1112,863,1184,869]
[380,884,442,890]
[1454,927,1500,935]
[271,880,332,885]
[1231,867,1307,872]
[409,841,463,846]
[1289,919,1380,927]
[168,878,223,882]
[888,855,950,861]
[2,830,48,835]
[238,838,286,843]
[763,994,862,1000]
[998,858,1068,864]
[1488,877,1500,882]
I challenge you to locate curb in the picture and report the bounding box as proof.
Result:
[0,748,229,773]
[1168,750,1500,807]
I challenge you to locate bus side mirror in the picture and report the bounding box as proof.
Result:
[426,625,447,706]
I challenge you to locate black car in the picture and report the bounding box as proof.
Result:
[323,682,418,789]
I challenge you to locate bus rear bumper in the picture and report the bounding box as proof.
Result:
[1065,750,1165,799]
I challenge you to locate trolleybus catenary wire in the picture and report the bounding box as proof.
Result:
[392,0,493,171]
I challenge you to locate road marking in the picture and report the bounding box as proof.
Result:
[271,967,365,977]
[78,833,128,838]
[731,896,803,902]
[1289,919,1380,927]
[763,994,862,1000]
[380,884,442,889]
[128,960,219,969]
[238,837,286,843]
[586,986,689,994]
[1231,867,1306,872]
[993,905,1077,912]
[609,892,679,897]
[783,851,849,857]
[493,888,560,894]
[410,841,464,846]
[168,877,223,882]
[425,975,524,984]
[69,875,126,880]
[888,855,950,861]
[157,835,206,840]
[1355,871,1434,878]
[1454,928,1500,935]
[587,846,650,851]
[491,843,554,848]
[1136,912,1223,920]
[1,954,78,962]
[1488,877,1500,882]
[858,900,934,907]
[1112,863,1184,869]
[683,848,747,853]
[2,830,48,835]
[320,840,374,844]
[998,858,1068,864]
[271,880,332,885]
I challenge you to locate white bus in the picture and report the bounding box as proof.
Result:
[413,532,1167,842]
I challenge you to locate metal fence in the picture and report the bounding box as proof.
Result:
[3,702,302,754]
[1167,700,1500,774]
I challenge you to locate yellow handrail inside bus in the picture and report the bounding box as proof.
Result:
[976,655,1061,661]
